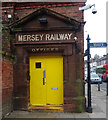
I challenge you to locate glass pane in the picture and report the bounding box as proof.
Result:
[36,62,41,68]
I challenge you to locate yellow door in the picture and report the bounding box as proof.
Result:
[30,56,63,106]
[30,57,46,105]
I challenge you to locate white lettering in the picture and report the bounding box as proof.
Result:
[18,35,23,41]
[36,48,39,51]
[27,35,31,41]
[35,35,39,41]
[40,34,44,41]
[54,34,60,40]
[40,48,43,51]
[46,34,50,41]
[46,48,50,51]
[55,48,59,51]
[32,48,36,52]
[23,35,27,41]
[31,47,60,52]
[31,35,35,41]
[51,48,54,51]
[64,34,68,40]
[17,33,73,42]
[50,34,55,40]
[59,34,65,40]
[68,33,72,39]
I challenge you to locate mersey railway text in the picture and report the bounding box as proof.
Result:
[17,33,73,42]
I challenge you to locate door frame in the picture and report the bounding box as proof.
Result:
[29,55,64,107]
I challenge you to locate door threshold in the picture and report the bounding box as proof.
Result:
[31,105,63,106]
[28,105,64,111]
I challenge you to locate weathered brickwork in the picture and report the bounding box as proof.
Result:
[2,58,13,117]
[2,2,86,114]
[2,2,84,23]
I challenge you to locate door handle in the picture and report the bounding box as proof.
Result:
[43,78,45,85]
[43,69,46,78]
[43,69,46,85]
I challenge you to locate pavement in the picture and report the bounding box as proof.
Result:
[2,84,108,119]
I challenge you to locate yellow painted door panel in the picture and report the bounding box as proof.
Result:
[46,56,63,105]
[30,57,46,105]
[30,56,63,106]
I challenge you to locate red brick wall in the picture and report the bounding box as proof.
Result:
[2,2,85,113]
[2,3,84,54]
[2,2,85,24]
[2,58,13,117]
[0,58,2,118]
